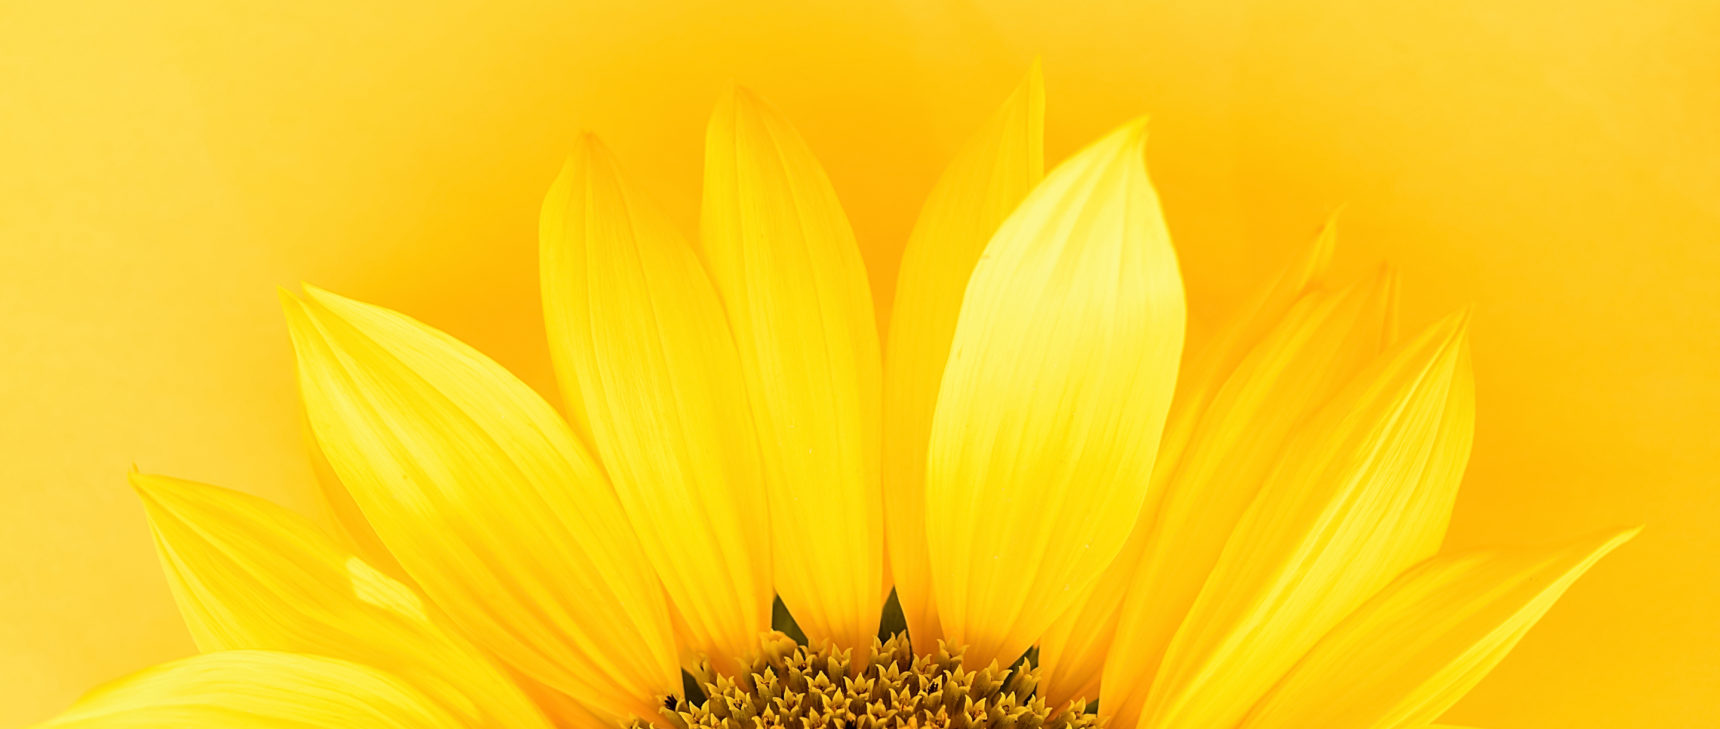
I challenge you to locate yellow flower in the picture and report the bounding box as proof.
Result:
[32,68,1633,729]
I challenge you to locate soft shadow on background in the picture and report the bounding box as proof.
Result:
[2,1,1715,726]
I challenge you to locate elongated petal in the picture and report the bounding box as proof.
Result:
[282,288,678,723]
[37,651,463,729]
[1097,268,1397,724]
[700,88,883,651]
[924,118,1185,669]
[131,471,550,729]
[1241,530,1637,729]
[540,134,772,671]
[1154,214,1340,477]
[1141,311,1474,729]
[1039,232,1356,709]
[882,65,1044,649]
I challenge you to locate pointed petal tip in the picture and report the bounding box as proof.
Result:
[571,132,615,163]
[563,133,622,184]
[716,83,767,117]
[275,285,302,310]
[1081,116,1151,170]
[1311,213,1340,260]
[1425,306,1474,349]
[126,471,190,516]
[1600,525,1644,551]
[1120,114,1151,141]
[299,284,377,324]
[126,468,155,499]
[299,282,339,305]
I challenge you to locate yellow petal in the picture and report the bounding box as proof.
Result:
[1035,521,1145,707]
[882,63,1044,649]
[1096,267,1397,724]
[298,408,410,582]
[1241,530,1638,729]
[1155,213,1340,477]
[1038,231,1360,709]
[130,471,550,729]
[700,87,883,651]
[37,651,463,729]
[1140,310,1475,729]
[540,133,772,671]
[924,118,1185,669]
[282,287,678,723]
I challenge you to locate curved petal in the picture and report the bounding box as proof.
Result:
[281,287,678,723]
[1094,266,1397,721]
[1036,227,1341,707]
[540,133,772,671]
[699,87,884,651]
[1241,530,1637,729]
[1140,310,1475,729]
[298,409,410,582]
[924,118,1185,669]
[36,651,463,729]
[131,471,550,729]
[1155,213,1341,476]
[1038,228,1346,708]
[882,63,1044,649]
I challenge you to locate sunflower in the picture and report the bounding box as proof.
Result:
[34,66,1631,729]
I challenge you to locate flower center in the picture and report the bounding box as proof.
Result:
[636,633,1101,729]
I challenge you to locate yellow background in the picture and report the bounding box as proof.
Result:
[2,1,1715,726]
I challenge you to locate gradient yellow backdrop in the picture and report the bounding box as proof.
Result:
[2,1,1715,727]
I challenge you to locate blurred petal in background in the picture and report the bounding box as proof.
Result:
[1,1,1714,727]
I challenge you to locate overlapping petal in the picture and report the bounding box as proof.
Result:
[281,287,678,723]
[923,118,1185,670]
[1138,310,1474,729]
[1241,530,1636,729]
[1094,262,1397,720]
[131,471,550,729]
[298,412,410,581]
[35,651,463,729]
[540,133,773,672]
[700,88,884,652]
[882,64,1044,649]
[1042,235,1382,709]
[1154,215,1341,475]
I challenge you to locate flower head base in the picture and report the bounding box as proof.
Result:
[647,633,1100,729]
[32,63,1636,729]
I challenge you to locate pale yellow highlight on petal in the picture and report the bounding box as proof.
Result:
[281,288,678,723]
[882,63,1044,650]
[1241,530,1638,729]
[1039,228,1350,709]
[1094,267,1398,723]
[36,651,463,729]
[130,472,550,729]
[700,87,883,652]
[298,409,410,582]
[1035,231,1335,706]
[924,118,1185,670]
[540,133,772,673]
[1141,310,1475,729]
